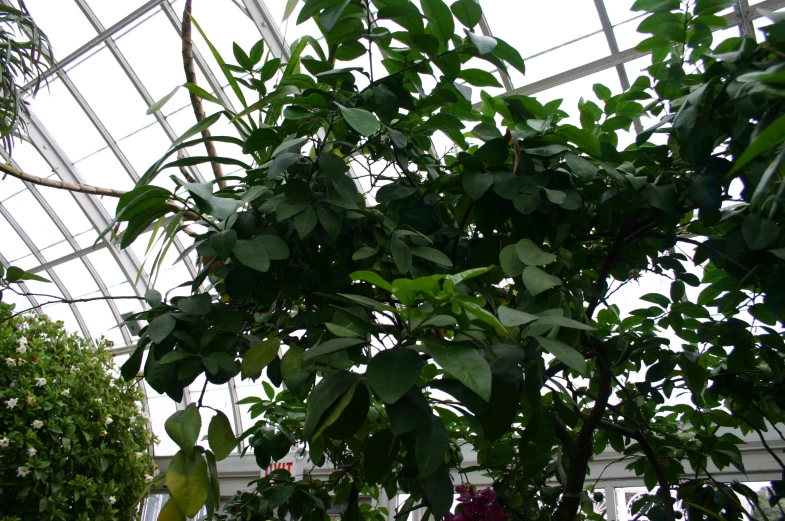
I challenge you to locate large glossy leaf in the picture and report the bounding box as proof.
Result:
[167,450,209,517]
[302,338,366,361]
[336,105,381,136]
[535,336,587,375]
[303,371,359,440]
[233,238,271,272]
[515,239,556,266]
[241,338,280,379]
[422,0,454,44]
[729,113,785,175]
[423,340,492,401]
[451,0,482,28]
[165,404,201,455]
[415,414,450,478]
[367,348,424,403]
[522,266,562,296]
[498,306,539,327]
[207,411,237,461]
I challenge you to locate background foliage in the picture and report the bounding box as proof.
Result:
[0,302,157,521]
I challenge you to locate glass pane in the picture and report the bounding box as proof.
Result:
[52,257,100,298]
[66,46,156,141]
[24,1,98,58]
[114,9,213,104]
[1,190,65,251]
[86,0,149,28]
[518,33,611,87]
[483,0,603,60]
[28,78,107,162]
[0,212,33,263]
[74,147,136,192]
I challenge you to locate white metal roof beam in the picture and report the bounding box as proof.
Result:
[21,111,150,299]
[72,0,206,186]
[0,202,92,338]
[484,0,785,103]
[593,0,643,134]
[25,0,167,90]
[0,150,133,344]
[240,0,291,60]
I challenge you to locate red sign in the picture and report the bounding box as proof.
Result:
[264,461,294,475]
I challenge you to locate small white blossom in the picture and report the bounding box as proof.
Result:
[0,438,9,448]
[16,358,25,366]
[63,346,69,352]
[108,496,117,505]
[5,358,16,367]
[26,447,36,457]
[26,396,36,405]
[153,465,160,477]
[129,415,136,424]
[100,430,107,437]
[31,420,44,429]
[16,466,30,478]
[9,381,14,388]
[135,452,144,459]
[16,345,26,355]
[144,475,154,484]
[94,398,102,404]
[60,389,70,397]
[104,415,113,426]
[35,378,46,387]
[18,337,27,347]
[5,398,18,410]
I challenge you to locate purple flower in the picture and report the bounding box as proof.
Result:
[444,486,509,521]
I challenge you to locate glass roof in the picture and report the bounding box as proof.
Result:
[2,0,784,457]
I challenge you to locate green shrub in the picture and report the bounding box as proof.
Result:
[0,302,155,521]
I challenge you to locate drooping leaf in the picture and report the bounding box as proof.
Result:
[167,450,209,517]
[208,411,237,461]
[165,404,201,455]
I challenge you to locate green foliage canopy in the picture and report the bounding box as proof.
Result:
[107,0,785,520]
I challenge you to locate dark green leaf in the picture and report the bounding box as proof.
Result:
[451,0,482,28]
[423,339,492,401]
[241,338,281,379]
[522,266,562,296]
[422,0,455,44]
[208,411,237,461]
[336,105,381,136]
[368,348,424,403]
[535,336,587,374]
[416,414,450,478]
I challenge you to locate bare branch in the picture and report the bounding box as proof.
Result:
[182,0,226,190]
[1,162,125,197]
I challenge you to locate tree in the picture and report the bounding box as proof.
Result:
[3,0,785,520]
[0,302,158,521]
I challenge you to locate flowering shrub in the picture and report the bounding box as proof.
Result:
[0,302,156,521]
[446,486,511,521]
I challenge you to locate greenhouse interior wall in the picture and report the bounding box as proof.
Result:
[2,0,785,520]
